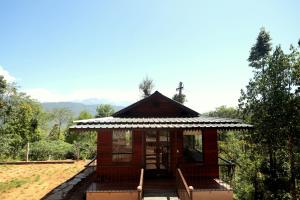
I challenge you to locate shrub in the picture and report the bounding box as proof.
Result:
[30,140,73,160]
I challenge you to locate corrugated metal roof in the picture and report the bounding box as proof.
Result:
[70,123,252,129]
[70,116,252,130]
[73,117,243,125]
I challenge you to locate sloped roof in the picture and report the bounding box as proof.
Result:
[70,91,252,130]
[112,91,199,117]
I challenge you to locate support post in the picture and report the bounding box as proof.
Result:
[189,186,194,200]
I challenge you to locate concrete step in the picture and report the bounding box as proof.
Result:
[143,189,179,200]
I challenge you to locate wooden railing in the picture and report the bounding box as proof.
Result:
[137,168,144,200]
[176,168,193,200]
[218,156,236,188]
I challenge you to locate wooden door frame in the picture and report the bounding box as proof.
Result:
[144,130,171,172]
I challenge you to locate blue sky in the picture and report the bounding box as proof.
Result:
[0,0,299,112]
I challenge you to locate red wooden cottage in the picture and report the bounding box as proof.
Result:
[70,91,252,200]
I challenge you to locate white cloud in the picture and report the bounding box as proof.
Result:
[25,88,69,102]
[24,88,140,105]
[0,66,16,83]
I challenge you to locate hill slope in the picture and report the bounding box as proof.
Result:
[42,102,124,116]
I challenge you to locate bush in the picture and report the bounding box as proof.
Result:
[30,140,73,160]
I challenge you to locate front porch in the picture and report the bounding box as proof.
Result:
[85,160,234,200]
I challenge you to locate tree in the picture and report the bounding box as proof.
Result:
[65,110,96,160]
[239,28,300,199]
[95,104,115,118]
[0,79,44,160]
[205,106,262,199]
[248,27,272,70]
[172,93,186,104]
[77,110,93,120]
[139,76,154,98]
[48,108,73,140]
[205,105,239,118]
[172,82,186,104]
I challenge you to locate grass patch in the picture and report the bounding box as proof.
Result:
[34,175,40,182]
[0,178,29,192]
[0,174,41,193]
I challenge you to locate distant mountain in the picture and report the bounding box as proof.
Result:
[42,102,124,116]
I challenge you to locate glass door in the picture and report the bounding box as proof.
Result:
[145,131,170,171]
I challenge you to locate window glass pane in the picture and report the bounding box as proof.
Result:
[183,130,203,162]
[112,154,132,162]
[112,130,132,162]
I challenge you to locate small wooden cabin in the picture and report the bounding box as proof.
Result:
[71,91,251,200]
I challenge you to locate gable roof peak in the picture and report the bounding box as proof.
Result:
[113,90,199,118]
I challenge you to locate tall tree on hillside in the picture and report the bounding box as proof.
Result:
[284,45,300,199]
[239,28,280,198]
[96,104,115,118]
[48,108,73,140]
[239,28,300,199]
[139,76,154,98]
[248,27,272,71]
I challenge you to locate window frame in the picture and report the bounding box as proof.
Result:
[112,129,133,163]
[183,129,204,163]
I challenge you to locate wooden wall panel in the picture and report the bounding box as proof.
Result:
[203,128,218,166]
[97,130,112,165]
[170,130,176,174]
[132,130,143,167]
[96,130,144,180]
[96,128,219,180]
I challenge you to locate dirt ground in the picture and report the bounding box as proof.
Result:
[0,161,86,200]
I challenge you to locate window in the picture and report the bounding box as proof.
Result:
[183,130,203,162]
[112,130,133,162]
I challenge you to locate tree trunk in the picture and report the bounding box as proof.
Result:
[254,171,258,200]
[26,142,29,162]
[288,133,296,200]
[76,147,80,161]
[58,122,61,140]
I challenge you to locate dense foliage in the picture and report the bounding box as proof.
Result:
[0,78,98,161]
[0,77,43,160]
[239,28,300,199]
[208,28,300,200]
[95,104,115,118]
[65,110,97,160]
[29,140,73,160]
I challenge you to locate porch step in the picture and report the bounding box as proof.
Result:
[143,189,179,200]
